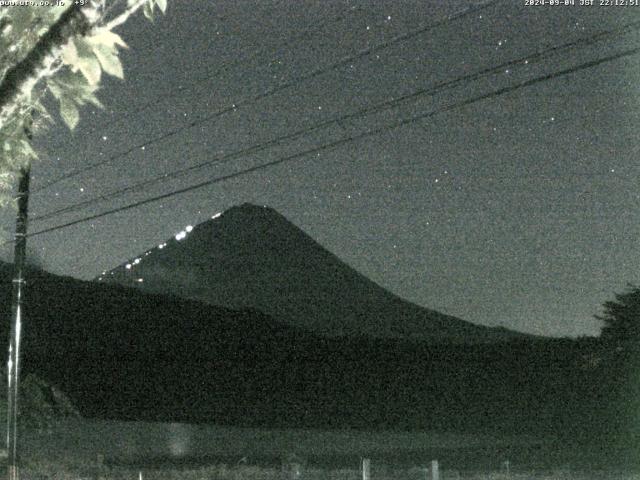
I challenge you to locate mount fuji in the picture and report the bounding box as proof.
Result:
[99,203,525,343]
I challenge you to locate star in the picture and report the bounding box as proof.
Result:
[25,0,627,340]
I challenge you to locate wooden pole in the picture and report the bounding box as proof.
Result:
[430,460,439,480]
[361,458,370,480]
[6,165,31,480]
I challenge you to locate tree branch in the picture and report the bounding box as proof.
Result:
[0,2,100,129]
[104,0,147,31]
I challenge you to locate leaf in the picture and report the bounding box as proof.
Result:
[0,174,15,196]
[75,39,102,85]
[78,55,101,85]
[92,43,124,79]
[56,70,84,90]
[48,81,63,100]
[0,194,17,210]
[19,140,37,160]
[83,91,104,109]
[60,40,79,68]
[143,1,155,21]
[86,28,128,49]
[59,97,79,130]
[33,98,51,115]
[156,0,167,14]
[9,8,34,37]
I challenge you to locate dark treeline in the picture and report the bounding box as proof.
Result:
[0,263,637,453]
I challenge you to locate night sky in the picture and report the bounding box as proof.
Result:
[3,0,639,338]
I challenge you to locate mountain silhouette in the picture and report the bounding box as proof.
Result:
[0,263,610,438]
[100,203,525,343]
[0,262,336,424]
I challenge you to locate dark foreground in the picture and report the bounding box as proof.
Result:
[3,419,639,478]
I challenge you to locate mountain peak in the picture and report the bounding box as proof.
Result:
[217,202,290,227]
[100,203,526,343]
[232,202,271,212]
[221,202,269,218]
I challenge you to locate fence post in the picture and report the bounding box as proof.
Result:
[361,458,370,480]
[430,460,439,480]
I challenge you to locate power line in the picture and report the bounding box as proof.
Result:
[33,0,501,194]
[60,0,639,157]
[25,45,640,240]
[45,2,365,150]
[31,20,640,223]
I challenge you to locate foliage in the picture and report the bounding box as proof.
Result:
[0,367,80,434]
[0,6,67,80]
[0,0,167,206]
[596,283,640,344]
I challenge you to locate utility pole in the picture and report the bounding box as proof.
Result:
[6,162,31,480]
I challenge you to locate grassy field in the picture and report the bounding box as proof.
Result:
[5,419,638,480]
[15,418,541,467]
[14,460,640,480]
